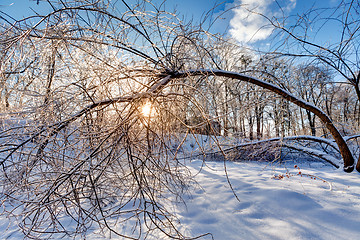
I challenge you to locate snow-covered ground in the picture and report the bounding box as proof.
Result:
[4,159,360,240]
[1,132,360,239]
[175,160,360,240]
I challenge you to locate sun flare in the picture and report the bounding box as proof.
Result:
[141,102,152,118]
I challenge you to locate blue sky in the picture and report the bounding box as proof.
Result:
[1,0,341,45]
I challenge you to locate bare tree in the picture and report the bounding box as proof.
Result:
[262,0,360,170]
[0,0,359,239]
[169,69,355,172]
[0,1,215,238]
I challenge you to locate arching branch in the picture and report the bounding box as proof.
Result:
[168,69,356,172]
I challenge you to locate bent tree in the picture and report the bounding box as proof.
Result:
[0,0,358,239]
[263,0,360,171]
[168,69,355,172]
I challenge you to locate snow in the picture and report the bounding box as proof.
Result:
[2,158,360,239]
[1,133,360,239]
[175,160,360,240]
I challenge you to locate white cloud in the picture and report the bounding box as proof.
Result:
[229,0,296,43]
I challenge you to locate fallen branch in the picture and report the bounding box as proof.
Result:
[183,135,341,168]
[281,143,340,168]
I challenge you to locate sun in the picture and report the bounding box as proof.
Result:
[141,102,153,118]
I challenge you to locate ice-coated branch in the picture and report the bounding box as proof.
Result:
[169,69,356,172]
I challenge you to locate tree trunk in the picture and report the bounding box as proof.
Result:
[248,114,254,140]
[255,106,262,139]
[300,108,305,135]
[44,43,56,105]
[306,110,316,136]
[274,102,280,137]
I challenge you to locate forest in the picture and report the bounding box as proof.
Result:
[0,0,359,239]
